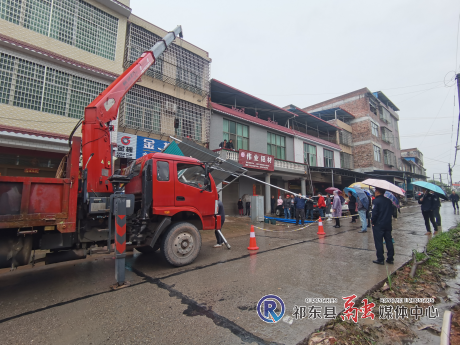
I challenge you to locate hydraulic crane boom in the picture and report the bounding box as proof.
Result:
[82,25,183,198]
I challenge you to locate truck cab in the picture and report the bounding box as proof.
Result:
[124,152,219,266]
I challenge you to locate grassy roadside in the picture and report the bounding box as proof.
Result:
[302,225,460,345]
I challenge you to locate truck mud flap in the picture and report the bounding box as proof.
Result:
[149,217,171,249]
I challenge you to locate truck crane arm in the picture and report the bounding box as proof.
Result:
[82,25,183,198]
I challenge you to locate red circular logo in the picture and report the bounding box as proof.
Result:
[121,136,131,145]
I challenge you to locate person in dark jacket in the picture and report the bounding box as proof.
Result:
[305,196,314,220]
[226,139,235,150]
[366,193,372,228]
[290,197,295,219]
[432,192,441,227]
[449,191,459,212]
[283,195,291,219]
[418,188,438,234]
[270,195,276,214]
[214,196,225,247]
[294,194,306,225]
[219,139,227,149]
[371,188,394,265]
[347,192,357,223]
[237,198,244,216]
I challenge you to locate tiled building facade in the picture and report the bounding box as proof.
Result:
[0,0,211,176]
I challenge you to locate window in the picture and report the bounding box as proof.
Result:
[381,127,393,144]
[157,161,169,181]
[267,132,285,160]
[120,85,210,143]
[177,163,208,190]
[223,119,249,150]
[1,0,118,60]
[371,122,379,137]
[303,144,316,166]
[323,149,334,167]
[339,130,352,146]
[379,106,391,124]
[125,23,210,97]
[0,52,107,119]
[384,150,396,166]
[340,152,353,170]
[373,145,381,162]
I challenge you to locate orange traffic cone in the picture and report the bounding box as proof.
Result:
[248,225,259,250]
[317,217,326,235]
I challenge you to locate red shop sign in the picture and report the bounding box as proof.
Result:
[238,150,275,171]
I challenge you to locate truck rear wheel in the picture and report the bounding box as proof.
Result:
[161,222,201,267]
[0,235,33,268]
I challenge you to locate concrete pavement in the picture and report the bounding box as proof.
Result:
[0,202,457,344]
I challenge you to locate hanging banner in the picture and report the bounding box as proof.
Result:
[238,149,275,171]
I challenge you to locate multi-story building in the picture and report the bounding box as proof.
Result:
[304,88,408,186]
[210,79,343,214]
[401,148,426,176]
[0,0,211,177]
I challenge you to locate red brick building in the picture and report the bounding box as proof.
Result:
[304,88,402,174]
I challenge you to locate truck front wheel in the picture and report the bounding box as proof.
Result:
[161,222,201,267]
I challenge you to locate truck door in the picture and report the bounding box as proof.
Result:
[152,159,174,207]
[174,162,214,215]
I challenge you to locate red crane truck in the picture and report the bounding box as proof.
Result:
[0,26,222,270]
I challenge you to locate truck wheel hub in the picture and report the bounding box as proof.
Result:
[175,233,194,255]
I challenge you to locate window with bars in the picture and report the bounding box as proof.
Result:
[0,0,118,60]
[384,149,396,166]
[371,122,379,137]
[339,130,352,146]
[381,127,393,144]
[323,149,334,167]
[267,132,285,160]
[379,106,391,124]
[124,23,210,96]
[303,143,316,166]
[340,152,353,170]
[373,145,381,162]
[0,52,107,118]
[223,119,248,150]
[119,84,210,143]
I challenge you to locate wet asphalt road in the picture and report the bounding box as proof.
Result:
[0,202,458,345]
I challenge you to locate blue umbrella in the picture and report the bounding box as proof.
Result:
[384,191,400,208]
[411,181,448,200]
[344,187,357,197]
[354,186,369,210]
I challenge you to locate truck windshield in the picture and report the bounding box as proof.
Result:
[177,163,209,190]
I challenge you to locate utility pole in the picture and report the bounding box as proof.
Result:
[449,163,453,187]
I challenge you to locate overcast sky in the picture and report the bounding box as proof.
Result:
[131,0,460,183]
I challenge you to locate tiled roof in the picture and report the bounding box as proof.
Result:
[0,124,69,141]
[211,102,341,150]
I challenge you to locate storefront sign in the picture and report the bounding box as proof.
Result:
[116,132,169,160]
[238,150,275,171]
[25,168,39,174]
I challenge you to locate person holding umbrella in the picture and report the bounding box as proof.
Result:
[347,190,357,223]
[450,190,459,213]
[371,188,394,265]
[418,188,438,235]
[332,191,342,228]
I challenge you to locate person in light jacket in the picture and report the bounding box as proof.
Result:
[332,191,342,228]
